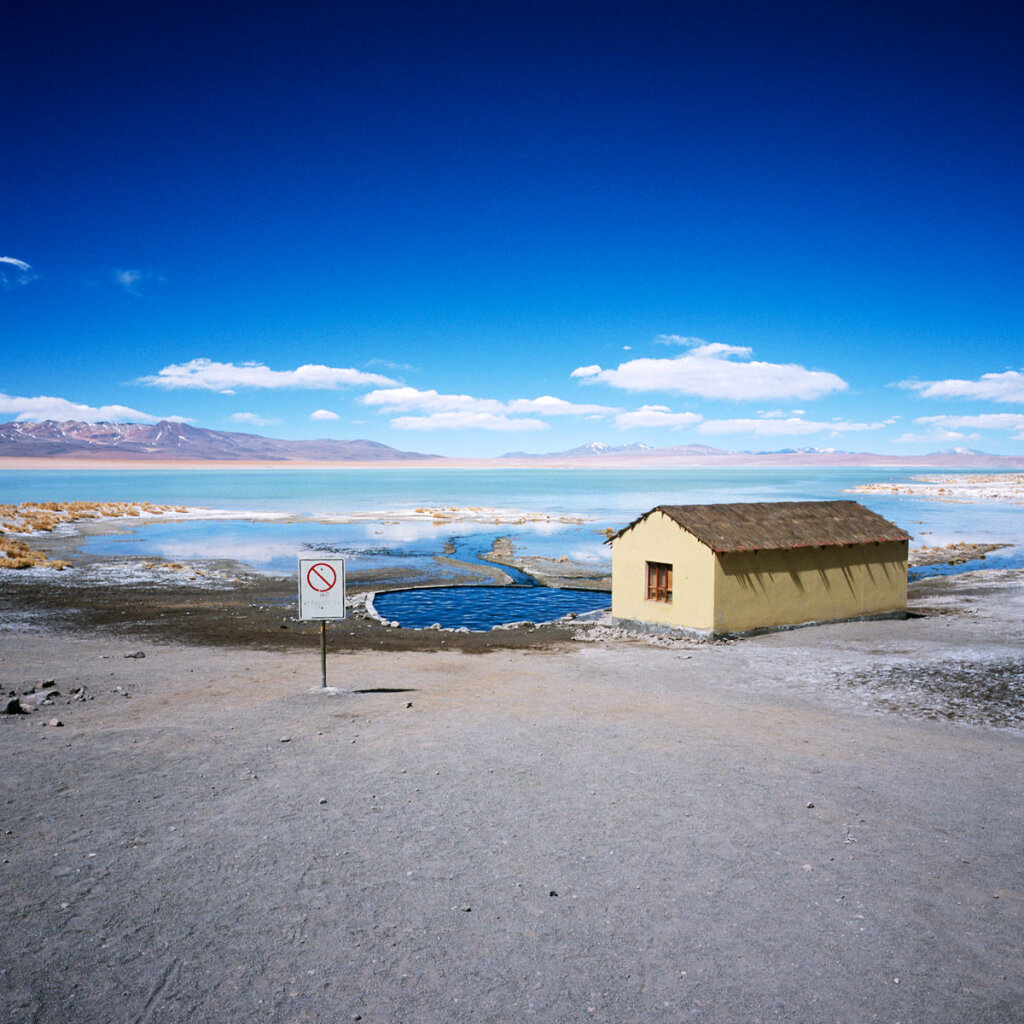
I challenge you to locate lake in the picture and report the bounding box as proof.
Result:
[2,465,1022,579]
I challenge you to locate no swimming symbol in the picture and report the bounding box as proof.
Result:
[298,556,345,622]
[306,562,337,592]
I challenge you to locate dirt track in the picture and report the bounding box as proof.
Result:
[1,571,1022,1023]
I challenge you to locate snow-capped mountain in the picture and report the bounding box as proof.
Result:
[0,420,440,462]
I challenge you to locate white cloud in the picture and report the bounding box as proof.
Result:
[915,413,1024,439]
[572,342,847,401]
[0,256,39,290]
[229,412,280,427]
[140,358,399,391]
[362,387,506,414]
[113,268,166,297]
[362,387,618,430]
[390,412,548,432]
[615,406,704,430]
[901,370,1024,403]
[310,409,340,421]
[506,395,619,416]
[0,392,183,424]
[696,416,888,438]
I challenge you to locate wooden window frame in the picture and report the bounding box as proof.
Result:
[646,561,672,603]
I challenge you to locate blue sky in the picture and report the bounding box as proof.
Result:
[3,1,1024,457]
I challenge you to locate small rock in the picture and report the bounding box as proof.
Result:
[318,797,327,805]
[806,802,815,809]
[3,697,27,715]
[47,718,64,728]
[404,701,413,709]
[21,692,56,708]
[21,679,57,693]
[279,736,291,743]
[124,651,146,659]
[549,890,559,897]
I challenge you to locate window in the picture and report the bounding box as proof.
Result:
[646,561,672,603]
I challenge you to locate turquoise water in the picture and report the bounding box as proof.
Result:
[2,466,1022,577]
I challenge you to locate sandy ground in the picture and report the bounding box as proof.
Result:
[1,569,1023,1023]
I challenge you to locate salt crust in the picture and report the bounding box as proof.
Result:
[848,472,1024,502]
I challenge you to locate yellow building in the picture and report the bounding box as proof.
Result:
[608,500,910,638]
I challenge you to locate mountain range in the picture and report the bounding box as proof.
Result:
[0,420,439,462]
[2,421,1023,467]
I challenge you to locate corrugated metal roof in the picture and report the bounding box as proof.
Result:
[608,500,910,553]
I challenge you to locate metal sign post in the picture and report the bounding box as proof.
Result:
[298,558,346,688]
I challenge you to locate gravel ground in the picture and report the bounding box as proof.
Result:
[1,570,1022,1023]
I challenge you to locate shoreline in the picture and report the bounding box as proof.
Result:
[4,453,1024,470]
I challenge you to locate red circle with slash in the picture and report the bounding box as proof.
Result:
[306,562,337,592]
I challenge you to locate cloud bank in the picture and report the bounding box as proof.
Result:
[141,358,399,391]
[914,413,1024,440]
[572,342,847,401]
[0,392,180,424]
[362,387,617,430]
[901,370,1024,403]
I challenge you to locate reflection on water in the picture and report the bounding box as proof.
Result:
[77,517,610,578]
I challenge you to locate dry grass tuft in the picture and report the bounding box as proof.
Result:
[0,536,71,570]
[2,500,184,535]
[1,500,188,571]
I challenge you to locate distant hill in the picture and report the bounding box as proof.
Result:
[502,441,729,458]
[496,439,1024,468]
[0,420,442,462]
[755,447,849,455]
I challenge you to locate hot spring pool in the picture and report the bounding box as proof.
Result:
[372,585,611,631]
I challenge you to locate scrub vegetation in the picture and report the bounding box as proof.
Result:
[0,501,185,570]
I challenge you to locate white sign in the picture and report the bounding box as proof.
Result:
[298,557,346,620]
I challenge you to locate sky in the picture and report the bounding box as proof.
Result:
[3,1,1024,457]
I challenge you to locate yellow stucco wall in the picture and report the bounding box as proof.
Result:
[610,510,716,630]
[712,541,908,634]
[611,512,908,635]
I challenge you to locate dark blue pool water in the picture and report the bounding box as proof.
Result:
[373,585,611,631]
